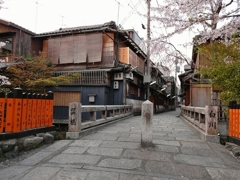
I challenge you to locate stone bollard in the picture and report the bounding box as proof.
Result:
[66,102,81,139]
[205,105,218,135]
[141,100,153,147]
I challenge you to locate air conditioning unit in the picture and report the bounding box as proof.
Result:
[114,73,123,80]
[113,81,119,89]
[126,72,133,80]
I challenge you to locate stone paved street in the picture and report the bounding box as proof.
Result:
[0,108,240,180]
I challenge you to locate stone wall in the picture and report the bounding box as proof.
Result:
[0,132,56,160]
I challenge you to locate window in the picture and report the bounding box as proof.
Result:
[0,37,13,56]
[54,91,81,106]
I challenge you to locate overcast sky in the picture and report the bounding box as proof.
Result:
[0,0,148,35]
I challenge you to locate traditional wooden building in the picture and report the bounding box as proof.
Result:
[0,19,172,122]
[0,19,35,66]
[178,43,218,107]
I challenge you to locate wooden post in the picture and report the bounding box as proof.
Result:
[233,108,236,137]
[0,92,5,133]
[5,92,14,132]
[31,93,37,128]
[235,105,240,138]
[45,94,50,126]
[26,93,33,129]
[21,92,28,130]
[229,107,233,137]
[41,94,46,126]
[36,94,42,128]
[12,88,22,132]
[47,91,54,126]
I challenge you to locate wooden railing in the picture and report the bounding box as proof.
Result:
[0,88,54,133]
[54,70,109,85]
[66,103,133,138]
[181,105,218,135]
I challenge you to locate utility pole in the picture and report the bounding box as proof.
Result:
[146,0,151,100]
[35,1,38,33]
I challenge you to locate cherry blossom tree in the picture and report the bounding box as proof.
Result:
[149,0,240,66]
[0,41,9,89]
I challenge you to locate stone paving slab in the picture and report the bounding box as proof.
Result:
[174,154,226,168]
[98,158,142,169]
[118,136,141,142]
[19,151,54,166]
[154,144,179,153]
[153,139,181,146]
[18,166,60,180]
[180,141,211,149]
[51,169,88,180]
[153,135,176,141]
[87,147,123,157]
[180,146,219,157]
[81,133,118,141]
[123,149,171,161]
[206,167,240,180]
[0,165,32,180]
[100,141,140,149]
[49,154,101,165]
[83,165,189,180]
[145,161,211,179]
[85,171,119,180]
[42,140,73,152]
[62,146,88,154]
[70,140,102,147]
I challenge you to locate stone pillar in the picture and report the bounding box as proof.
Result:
[66,102,81,139]
[141,100,153,147]
[205,106,218,135]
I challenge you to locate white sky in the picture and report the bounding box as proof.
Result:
[0,0,193,75]
[0,0,148,35]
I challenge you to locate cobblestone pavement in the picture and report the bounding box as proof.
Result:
[0,108,240,180]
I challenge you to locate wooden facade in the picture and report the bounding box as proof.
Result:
[119,47,144,74]
[178,42,219,107]
[0,19,35,63]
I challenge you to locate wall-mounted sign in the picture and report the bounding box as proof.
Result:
[88,94,96,103]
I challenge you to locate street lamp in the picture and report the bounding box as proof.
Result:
[150,81,156,86]
[160,87,166,92]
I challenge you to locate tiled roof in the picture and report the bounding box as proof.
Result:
[0,18,35,35]
[36,21,117,36]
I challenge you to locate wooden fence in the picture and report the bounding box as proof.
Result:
[0,88,54,133]
[229,101,240,139]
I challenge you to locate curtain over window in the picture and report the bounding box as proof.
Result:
[47,33,103,64]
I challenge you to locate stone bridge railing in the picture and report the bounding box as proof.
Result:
[181,105,219,135]
[66,103,133,139]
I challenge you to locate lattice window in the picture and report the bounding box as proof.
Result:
[54,91,81,106]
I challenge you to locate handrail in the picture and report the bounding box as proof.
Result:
[67,103,133,137]
[180,105,218,135]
